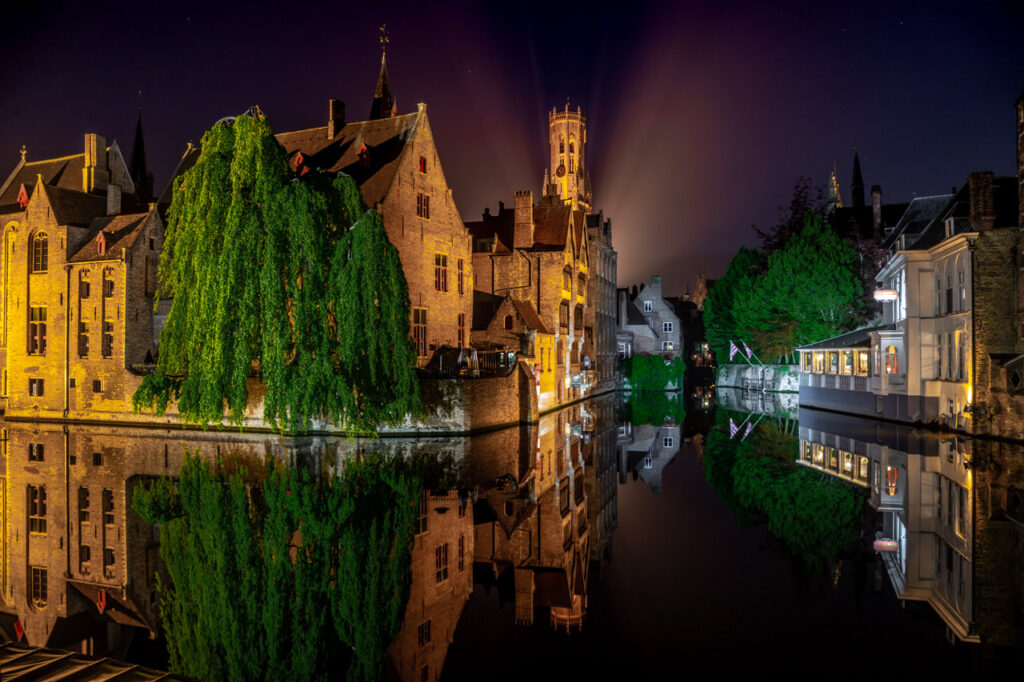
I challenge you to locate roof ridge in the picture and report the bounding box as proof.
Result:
[25,152,86,165]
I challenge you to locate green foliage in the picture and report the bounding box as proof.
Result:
[133,452,422,681]
[133,112,420,433]
[622,391,686,425]
[625,354,686,391]
[706,214,864,364]
[701,409,863,571]
[703,246,763,363]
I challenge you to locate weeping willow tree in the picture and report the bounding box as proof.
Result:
[134,453,422,682]
[133,112,419,432]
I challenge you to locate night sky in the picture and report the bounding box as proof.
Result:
[2,0,1022,294]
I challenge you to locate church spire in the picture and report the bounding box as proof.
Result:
[827,160,843,212]
[369,25,396,120]
[130,107,153,202]
[851,149,865,208]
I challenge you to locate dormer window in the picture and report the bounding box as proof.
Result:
[293,152,307,175]
[17,183,29,209]
[96,232,107,256]
[945,217,955,239]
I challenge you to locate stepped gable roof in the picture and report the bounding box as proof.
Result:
[796,324,897,351]
[69,212,150,262]
[276,111,419,209]
[882,194,954,250]
[509,297,551,334]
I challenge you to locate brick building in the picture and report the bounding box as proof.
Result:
[585,211,618,393]
[0,131,163,420]
[274,54,473,367]
[616,276,682,360]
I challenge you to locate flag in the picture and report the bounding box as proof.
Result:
[743,422,755,439]
[742,341,754,359]
[729,340,740,361]
[729,418,739,438]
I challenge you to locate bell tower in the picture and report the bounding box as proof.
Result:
[548,102,591,211]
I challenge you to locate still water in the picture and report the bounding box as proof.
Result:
[0,389,1021,679]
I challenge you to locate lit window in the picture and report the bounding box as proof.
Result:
[28,378,44,396]
[413,308,427,357]
[31,567,47,606]
[28,485,47,534]
[28,307,47,354]
[28,443,44,462]
[418,156,427,173]
[434,253,448,292]
[886,345,898,375]
[31,233,48,273]
[434,544,449,583]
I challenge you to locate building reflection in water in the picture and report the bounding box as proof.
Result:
[798,408,1024,650]
[0,393,620,680]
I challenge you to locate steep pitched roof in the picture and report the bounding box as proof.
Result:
[0,153,91,212]
[369,53,396,120]
[882,194,954,250]
[42,184,107,226]
[509,298,551,335]
[276,111,419,208]
[69,212,151,262]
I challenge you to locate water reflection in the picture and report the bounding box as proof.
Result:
[1,389,1022,678]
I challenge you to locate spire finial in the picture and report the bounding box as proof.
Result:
[20,145,26,162]
[379,24,389,57]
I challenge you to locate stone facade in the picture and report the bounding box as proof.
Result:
[585,211,617,393]
[616,276,682,359]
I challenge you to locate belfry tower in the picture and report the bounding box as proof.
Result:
[548,102,591,211]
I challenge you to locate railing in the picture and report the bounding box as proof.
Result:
[420,348,517,379]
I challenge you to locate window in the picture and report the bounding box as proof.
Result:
[947,333,953,382]
[417,620,432,646]
[562,269,572,290]
[28,443,44,461]
[458,535,465,571]
[644,456,653,469]
[457,258,464,294]
[104,548,116,568]
[29,306,46,354]
[416,193,430,219]
[957,332,965,381]
[434,254,447,292]
[885,345,898,375]
[79,487,90,523]
[92,380,102,393]
[103,275,114,298]
[101,321,114,358]
[559,302,569,329]
[93,451,103,466]
[936,334,943,378]
[31,567,47,607]
[416,494,428,535]
[412,308,427,357]
[457,313,465,347]
[503,314,513,330]
[643,300,652,312]
[663,436,674,448]
[663,322,673,333]
[958,270,966,312]
[80,545,91,564]
[434,544,449,583]
[102,488,114,525]
[78,321,89,356]
[945,275,953,314]
[31,233,48,273]
[28,378,44,397]
[28,485,46,534]
[661,341,673,350]
[418,156,427,173]
[79,277,91,299]
[559,139,564,154]
[935,277,942,315]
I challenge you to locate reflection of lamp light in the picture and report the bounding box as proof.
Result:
[886,465,898,496]
[873,289,899,301]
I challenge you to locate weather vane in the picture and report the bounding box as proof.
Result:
[379,24,389,56]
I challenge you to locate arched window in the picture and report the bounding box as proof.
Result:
[31,233,47,273]
[885,345,898,375]
[504,314,513,330]
[559,138,564,154]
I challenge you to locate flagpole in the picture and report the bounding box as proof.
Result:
[730,340,755,367]
[740,340,765,367]
[740,413,766,442]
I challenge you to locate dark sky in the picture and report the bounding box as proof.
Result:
[2,0,1022,294]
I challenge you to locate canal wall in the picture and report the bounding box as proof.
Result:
[716,363,799,392]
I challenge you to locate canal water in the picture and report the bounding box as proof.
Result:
[1,389,1021,679]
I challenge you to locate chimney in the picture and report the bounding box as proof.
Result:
[106,183,121,216]
[513,190,533,248]
[83,133,109,193]
[968,171,995,231]
[327,99,345,139]
[871,185,883,235]
[649,275,663,298]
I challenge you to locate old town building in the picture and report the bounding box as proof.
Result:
[0,131,163,421]
[275,53,473,368]
[616,276,682,360]
[585,211,617,393]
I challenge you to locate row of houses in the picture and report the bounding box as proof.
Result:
[0,52,619,431]
[798,90,1024,440]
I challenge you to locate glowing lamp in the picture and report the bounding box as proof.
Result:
[873,289,899,302]
[873,539,898,552]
